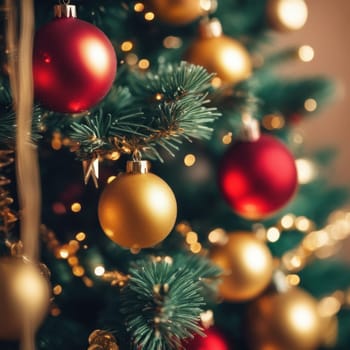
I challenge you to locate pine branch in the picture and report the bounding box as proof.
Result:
[0,80,43,146]
[121,257,208,350]
[56,63,220,161]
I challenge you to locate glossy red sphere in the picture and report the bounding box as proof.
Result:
[218,134,298,220]
[33,17,117,113]
[185,328,229,350]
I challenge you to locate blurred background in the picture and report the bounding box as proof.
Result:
[277,0,350,184]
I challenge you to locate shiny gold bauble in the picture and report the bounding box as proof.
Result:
[246,288,322,350]
[98,161,177,249]
[147,0,205,26]
[267,0,308,32]
[185,18,252,85]
[210,232,273,302]
[0,256,51,340]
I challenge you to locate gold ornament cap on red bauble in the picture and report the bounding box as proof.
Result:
[98,160,177,249]
[246,287,322,350]
[185,18,252,85]
[210,231,273,302]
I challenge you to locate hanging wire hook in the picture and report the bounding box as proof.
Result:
[132,149,142,162]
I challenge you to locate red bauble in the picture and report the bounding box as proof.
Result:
[218,134,297,219]
[33,17,117,113]
[185,328,230,350]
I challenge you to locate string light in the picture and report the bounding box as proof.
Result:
[208,228,228,245]
[298,45,314,62]
[138,58,150,70]
[59,248,69,259]
[184,154,196,167]
[134,2,144,12]
[286,274,301,286]
[144,11,155,21]
[222,132,232,144]
[94,265,105,276]
[266,227,281,242]
[186,231,198,244]
[73,266,85,277]
[304,98,318,112]
[190,242,202,254]
[121,41,133,52]
[296,158,317,184]
[275,0,308,31]
[71,202,82,213]
[295,216,313,232]
[262,114,285,130]
[75,232,86,241]
[41,225,93,286]
[53,284,63,295]
[280,209,350,273]
[281,214,296,229]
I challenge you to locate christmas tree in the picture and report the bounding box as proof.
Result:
[0,0,350,349]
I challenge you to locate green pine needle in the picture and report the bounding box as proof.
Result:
[121,257,207,350]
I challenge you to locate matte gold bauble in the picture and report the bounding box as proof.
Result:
[185,18,252,85]
[210,232,273,302]
[0,256,51,340]
[147,0,205,26]
[98,160,177,249]
[267,0,308,32]
[246,288,321,350]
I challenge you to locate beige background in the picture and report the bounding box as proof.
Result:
[274,0,350,184]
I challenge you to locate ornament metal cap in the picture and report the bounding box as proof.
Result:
[126,160,150,174]
[54,4,77,18]
[198,17,223,38]
[240,113,260,141]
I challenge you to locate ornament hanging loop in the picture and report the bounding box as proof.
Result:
[129,150,150,174]
[132,149,142,162]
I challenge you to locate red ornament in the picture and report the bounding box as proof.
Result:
[33,8,117,113]
[218,134,297,220]
[185,328,229,350]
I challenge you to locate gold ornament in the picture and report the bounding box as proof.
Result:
[0,256,51,340]
[185,18,252,85]
[88,329,119,350]
[210,231,273,302]
[147,0,208,26]
[98,160,177,249]
[267,0,308,32]
[246,288,322,350]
